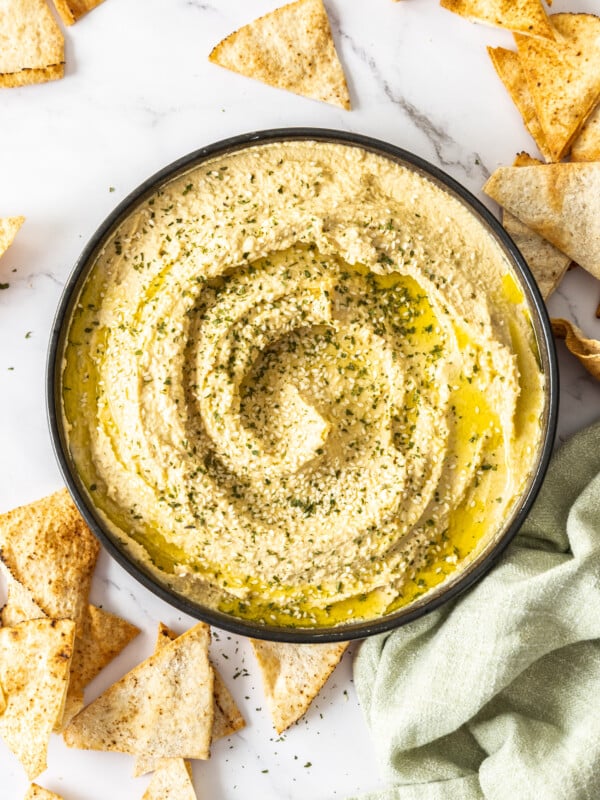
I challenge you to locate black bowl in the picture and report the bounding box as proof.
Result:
[47,128,558,643]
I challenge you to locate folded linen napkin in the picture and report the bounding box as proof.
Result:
[353,421,600,800]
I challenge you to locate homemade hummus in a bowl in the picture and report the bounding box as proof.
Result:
[49,130,557,641]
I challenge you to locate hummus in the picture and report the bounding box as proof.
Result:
[62,140,545,627]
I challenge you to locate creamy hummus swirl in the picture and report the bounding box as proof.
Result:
[62,141,545,626]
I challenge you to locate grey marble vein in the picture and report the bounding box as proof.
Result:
[6,270,64,289]
[332,20,490,183]
[97,575,158,622]
[186,1,220,13]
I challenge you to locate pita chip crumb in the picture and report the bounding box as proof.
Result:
[0,0,64,88]
[209,0,350,109]
[0,619,75,780]
[440,0,554,41]
[552,318,600,381]
[250,639,348,733]
[64,622,214,760]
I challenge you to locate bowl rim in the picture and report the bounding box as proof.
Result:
[46,127,559,643]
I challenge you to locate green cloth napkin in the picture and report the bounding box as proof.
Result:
[353,421,600,800]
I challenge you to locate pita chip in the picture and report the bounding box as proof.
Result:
[484,162,600,280]
[502,153,570,298]
[63,622,214,760]
[209,0,350,109]
[0,488,100,626]
[158,625,244,741]
[0,571,45,627]
[571,104,600,162]
[487,48,552,162]
[141,759,197,800]
[25,786,65,800]
[440,0,554,41]
[503,210,570,298]
[0,569,139,728]
[61,604,140,727]
[212,663,246,740]
[52,0,104,26]
[0,0,64,88]
[552,318,600,381]
[512,151,544,169]
[515,13,600,161]
[0,572,84,728]
[250,639,348,733]
[0,216,24,259]
[0,489,100,727]
[70,605,140,691]
[133,623,244,776]
[0,619,75,780]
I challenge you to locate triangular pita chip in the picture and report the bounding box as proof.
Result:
[133,623,245,776]
[209,0,350,109]
[0,488,100,625]
[440,0,554,40]
[0,572,83,729]
[212,662,246,740]
[250,639,348,733]
[502,152,570,298]
[552,318,600,380]
[141,759,197,800]
[25,785,65,800]
[515,13,600,161]
[52,0,104,26]
[70,605,140,691]
[0,216,24,259]
[0,569,138,729]
[487,47,552,161]
[571,104,600,162]
[0,619,75,779]
[503,211,570,298]
[0,489,100,727]
[63,622,214,759]
[0,0,64,88]
[61,604,140,727]
[484,162,600,279]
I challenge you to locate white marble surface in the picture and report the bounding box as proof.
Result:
[1,0,600,797]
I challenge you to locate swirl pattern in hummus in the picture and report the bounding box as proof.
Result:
[62,141,545,627]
